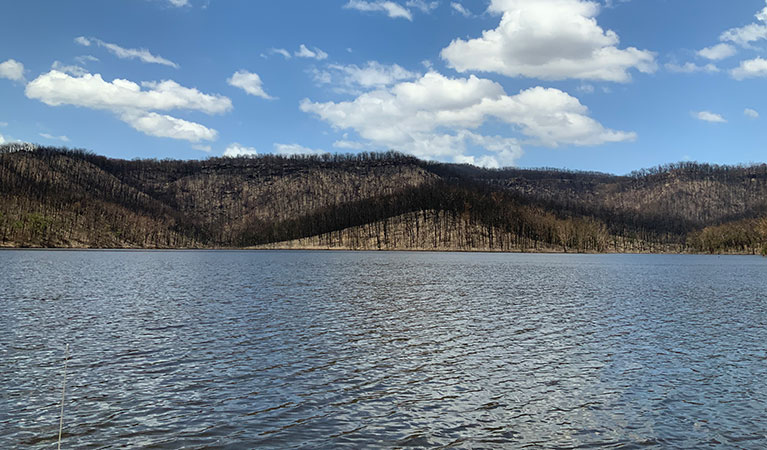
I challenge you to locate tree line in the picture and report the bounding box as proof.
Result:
[1,145,766,253]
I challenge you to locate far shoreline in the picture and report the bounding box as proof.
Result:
[0,246,763,257]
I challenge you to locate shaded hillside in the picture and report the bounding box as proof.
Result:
[1,144,766,254]
[468,162,767,231]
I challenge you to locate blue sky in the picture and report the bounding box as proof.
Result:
[1,0,767,174]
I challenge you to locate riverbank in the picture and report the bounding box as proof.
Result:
[2,243,763,255]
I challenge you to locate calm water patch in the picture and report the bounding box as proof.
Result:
[2,250,767,448]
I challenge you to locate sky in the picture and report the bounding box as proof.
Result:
[2,0,767,174]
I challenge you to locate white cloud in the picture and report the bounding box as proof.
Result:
[405,0,438,13]
[295,44,328,60]
[333,139,367,150]
[694,5,767,75]
[744,108,760,119]
[720,9,767,47]
[696,4,767,82]
[731,57,767,80]
[39,133,70,142]
[311,69,333,85]
[313,61,419,93]
[603,0,630,7]
[344,0,413,20]
[269,48,292,59]
[697,43,736,61]
[301,71,634,166]
[453,132,523,168]
[75,36,179,68]
[0,122,7,127]
[440,0,656,82]
[168,0,189,6]
[693,111,727,123]
[0,59,25,82]
[51,61,89,77]
[274,143,327,156]
[74,36,91,47]
[227,70,274,99]
[450,2,472,17]
[223,143,259,158]
[121,112,217,142]
[74,55,99,65]
[26,71,232,114]
[696,4,767,81]
[759,5,767,22]
[665,62,719,74]
[0,134,4,145]
[26,70,229,143]
[727,26,767,47]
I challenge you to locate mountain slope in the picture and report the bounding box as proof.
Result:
[1,144,766,253]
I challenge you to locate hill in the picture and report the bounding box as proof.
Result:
[1,144,766,254]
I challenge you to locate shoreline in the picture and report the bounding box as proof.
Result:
[0,245,762,256]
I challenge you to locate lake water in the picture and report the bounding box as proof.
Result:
[2,250,767,449]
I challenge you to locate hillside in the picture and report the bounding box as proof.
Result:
[1,144,766,254]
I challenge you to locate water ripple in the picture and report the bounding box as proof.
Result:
[2,251,767,448]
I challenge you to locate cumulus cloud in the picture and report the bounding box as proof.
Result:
[665,62,719,74]
[301,71,634,167]
[744,108,760,119]
[223,143,259,157]
[689,3,767,82]
[693,111,727,123]
[121,112,217,143]
[167,0,189,6]
[442,132,523,168]
[312,61,419,93]
[694,4,767,81]
[25,70,230,143]
[344,0,413,20]
[75,36,179,68]
[227,70,274,99]
[274,143,327,156]
[697,43,736,61]
[720,6,767,47]
[39,133,70,142]
[731,57,767,80]
[295,44,328,60]
[440,0,656,82]
[0,59,25,82]
[0,134,4,145]
[25,71,232,114]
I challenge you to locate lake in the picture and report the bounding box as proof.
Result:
[2,250,767,448]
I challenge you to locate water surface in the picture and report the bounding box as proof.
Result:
[2,250,767,448]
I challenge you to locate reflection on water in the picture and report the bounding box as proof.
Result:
[2,250,767,448]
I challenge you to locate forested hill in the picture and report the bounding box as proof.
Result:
[2,144,767,254]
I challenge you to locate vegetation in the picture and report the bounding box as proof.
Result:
[2,144,767,253]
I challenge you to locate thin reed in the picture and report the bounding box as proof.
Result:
[57,344,69,450]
